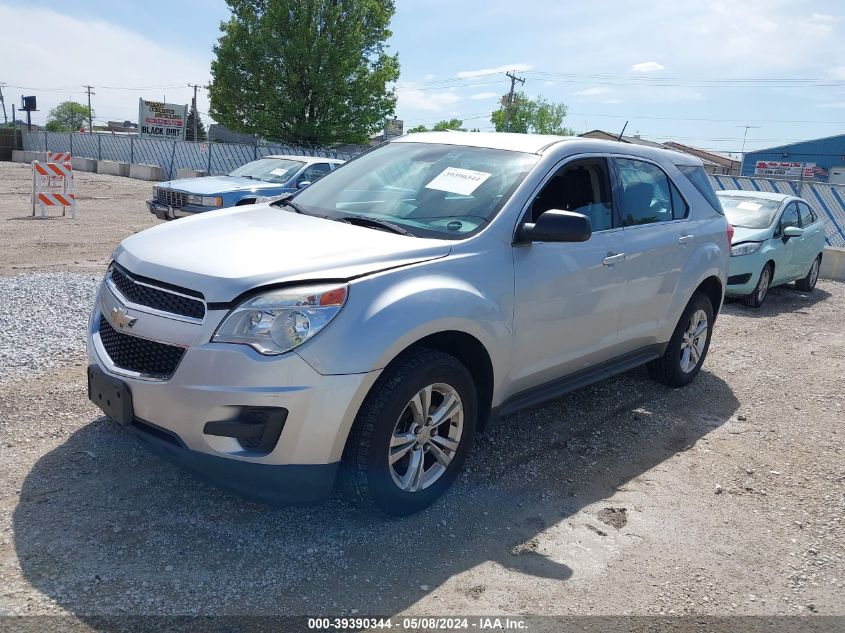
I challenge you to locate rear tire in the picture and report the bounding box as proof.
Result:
[341,348,477,516]
[647,292,714,388]
[743,263,772,308]
[795,255,821,292]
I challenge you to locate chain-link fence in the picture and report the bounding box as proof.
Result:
[22,131,359,179]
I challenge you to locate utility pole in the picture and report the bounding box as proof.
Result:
[188,83,201,141]
[0,83,7,125]
[503,71,525,133]
[737,125,760,175]
[83,85,95,132]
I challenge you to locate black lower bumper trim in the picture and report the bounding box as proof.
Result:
[126,419,338,505]
[728,273,752,285]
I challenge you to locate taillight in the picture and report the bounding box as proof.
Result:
[727,222,735,245]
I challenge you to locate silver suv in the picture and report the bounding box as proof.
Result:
[87,132,730,515]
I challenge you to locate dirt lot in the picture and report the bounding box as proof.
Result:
[0,162,843,622]
[0,162,157,275]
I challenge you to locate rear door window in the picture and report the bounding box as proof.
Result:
[615,158,683,226]
[797,201,816,227]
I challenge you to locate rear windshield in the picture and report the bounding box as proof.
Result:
[677,165,723,214]
[717,195,781,229]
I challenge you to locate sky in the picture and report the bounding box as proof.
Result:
[2,0,844,156]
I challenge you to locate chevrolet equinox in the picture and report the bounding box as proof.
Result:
[87,132,730,515]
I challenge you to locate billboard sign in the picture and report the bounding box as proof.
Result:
[384,118,403,138]
[754,161,817,179]
[139,99,188,141]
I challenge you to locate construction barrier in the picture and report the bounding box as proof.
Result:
[31,160,76,219]
[45,151,71,186]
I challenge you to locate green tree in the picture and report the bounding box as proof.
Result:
[209,0,400,146]
[491,93,574,135]
[45,101,91,132]
[432,118,464,131]
[185,110,208,141]
[407,119,464,134]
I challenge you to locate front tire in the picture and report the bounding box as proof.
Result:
[342,348,477,516]
[743,263,772,308]
[795,255,821,292]
[647,292,714,388]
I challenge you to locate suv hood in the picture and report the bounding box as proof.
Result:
[158,175,284,195]
[113,205,451,303]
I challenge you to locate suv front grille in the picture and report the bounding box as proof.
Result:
[110,266,205,320]
[98,316,186,379]
[154,187,187,208]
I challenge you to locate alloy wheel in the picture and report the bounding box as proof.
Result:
[389,383,464,492]
[757,267,770,303]
[679,309,708,374]
[809,259,819,288]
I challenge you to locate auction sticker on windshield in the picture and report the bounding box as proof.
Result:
[737,201,762,211]
[425,167,491,196]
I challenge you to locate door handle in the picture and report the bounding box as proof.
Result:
[678,234,694,245]
[602,252,626,266]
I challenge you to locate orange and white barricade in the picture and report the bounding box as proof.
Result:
[45,152,72,186]
[31,160,76,219]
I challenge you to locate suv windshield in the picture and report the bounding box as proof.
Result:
[718,195,781,229]
[229,158,305,184]
[290,142,538,239]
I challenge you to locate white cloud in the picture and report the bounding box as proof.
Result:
[577,86,613,96]
[0,5,211,126]
[811,13,840,22]
[469,92,497,100]
[630,61,665,73]
[455,63,533,79]
[817,102,845,108]
[396,89,461,112]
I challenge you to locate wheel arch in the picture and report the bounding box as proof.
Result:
[694,275,724,318]
[376,330,495,432]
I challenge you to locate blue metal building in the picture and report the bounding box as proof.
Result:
[741,133,845,184]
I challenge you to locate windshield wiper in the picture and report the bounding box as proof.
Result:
[272,194,308,214]
[340,215,411,236]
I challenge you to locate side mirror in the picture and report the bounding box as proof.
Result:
[783,226,803,239]
[519,210,592,243]
[297,180,312,189]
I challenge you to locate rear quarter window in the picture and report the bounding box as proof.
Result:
[677,165,724,215]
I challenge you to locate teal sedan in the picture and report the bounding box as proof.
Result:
[718,191,826,307]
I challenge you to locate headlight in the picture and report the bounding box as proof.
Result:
[731,241,762,257]
[186,194,223,207]
[212,284,348,355]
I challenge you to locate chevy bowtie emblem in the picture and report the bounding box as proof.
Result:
[111,306,138,329]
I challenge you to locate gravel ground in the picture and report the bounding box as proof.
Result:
[0,162,843,622]
[0,273,100,384]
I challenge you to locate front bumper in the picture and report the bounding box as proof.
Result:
[126,417,340,504]
[725,253,764,296]
[87,281,380,503]
[147,200,209,220]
